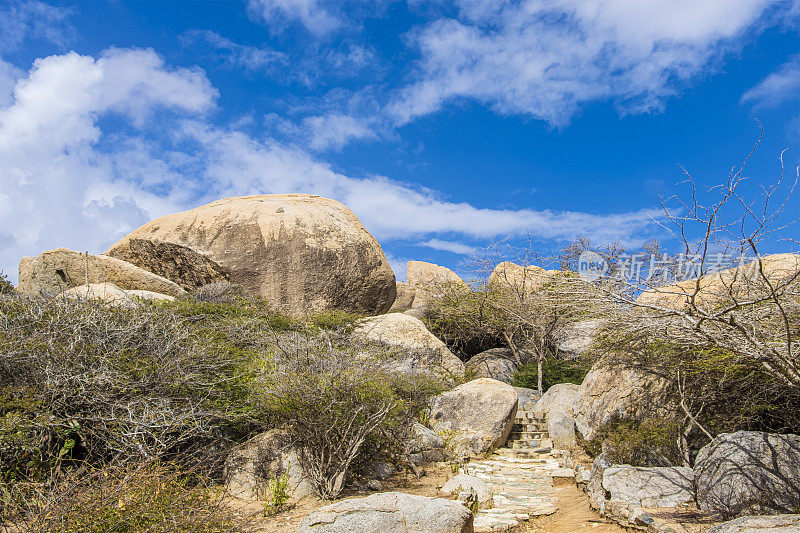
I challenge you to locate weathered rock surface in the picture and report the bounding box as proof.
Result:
[126,289,175,302]
[389,281,416,312]
[106,194,396,316]
[465,348,518,383]
[353,313,465,376]
[62,283,139,309]
[407,261,467,309]
[224,429,313,500]
[637,253,800,311]
[430,378,517,457]
[552,319,602,359]
[18,248,185,297]
[407,422,448,465]
[298,492,474,533]
[487,262,560,294]
[707,515,800,533]
[532,383,580,419]
[441,474,494,509]
[533,383,580,449]
[695,431,800,516]
[573,361,671,441]
[602,466,695,508]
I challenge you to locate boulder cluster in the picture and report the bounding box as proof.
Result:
[17,194,397,316]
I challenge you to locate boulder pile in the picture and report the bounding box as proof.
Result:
[105,194,396,316]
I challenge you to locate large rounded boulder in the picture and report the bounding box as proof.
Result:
[429,378,518,457]
[353,313,465,376]
[105,194,396,316]
[694,431,800,516]
[573,360,671,441]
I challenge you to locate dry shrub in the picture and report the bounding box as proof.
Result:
[254,332,443,500]
[9,461,243,533]
[0,295,260,481]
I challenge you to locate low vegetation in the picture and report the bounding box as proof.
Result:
[0,271,12,295]
[511,357,591,391]
[0,287,443,526]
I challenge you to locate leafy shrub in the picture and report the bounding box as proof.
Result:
[511,357,591,391]
[307,310,364,332]
[165,297,300,332]
[0,272,12,294]
[262,473,292,517]
[10,461,241,532]
[0,295,262,486]
[587,417,682,467]
[254,332,441,499]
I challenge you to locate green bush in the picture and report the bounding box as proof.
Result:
[511,357,591,391]
[0,272,12,294]
[0,295,263,488]
[307,310,364,332]
[586,417,682,467]
[12,462,242,532]
[254,332,442,499]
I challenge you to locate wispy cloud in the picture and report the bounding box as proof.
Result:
[391,0,788,126]
[418,238,476,255]
[303,113,377,151]
[0,0,75,52]
[742,55,800,109]
[181,30,285,72]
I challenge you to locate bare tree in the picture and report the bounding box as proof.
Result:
[426,239,603,393]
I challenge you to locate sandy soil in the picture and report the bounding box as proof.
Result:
[525,482,626,533]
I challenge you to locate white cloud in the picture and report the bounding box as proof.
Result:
[419,238,476,255]
[182,30,286,72]
[178,121,663,245]
[0,0,74,52]
[246,0,392,36]
[392,0,787,126]
[246,0,341,35]
[0,48,217,282]
[303,113,377,151]
[742,55,800,108]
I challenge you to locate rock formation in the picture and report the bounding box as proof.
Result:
[224,429,314,500]
[298,492,474,532]
[429,378,517,457]
[353,313,465,376]
[406,260,468,309]
[465,348,518,383]
[573,360,671,441]
[694,431,800,516]
[62,282,139,309]
[533,383,580,449]
[18,248,185,298]
[637,253,800,311]
[106,194,396,316]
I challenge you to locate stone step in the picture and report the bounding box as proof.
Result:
[508,430,548,439]
[512,422,547,431]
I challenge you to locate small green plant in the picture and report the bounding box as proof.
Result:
[0,271,13,294]
[307,310,364,332]
[511,357,591,391]
[262,473,293,517]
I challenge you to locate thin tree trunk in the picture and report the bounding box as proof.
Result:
[537,354,543,394]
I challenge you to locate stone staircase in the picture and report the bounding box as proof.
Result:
[503,407,552,454]
[461,403,567,531]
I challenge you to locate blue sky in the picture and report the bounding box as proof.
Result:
[1,0,799,282]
